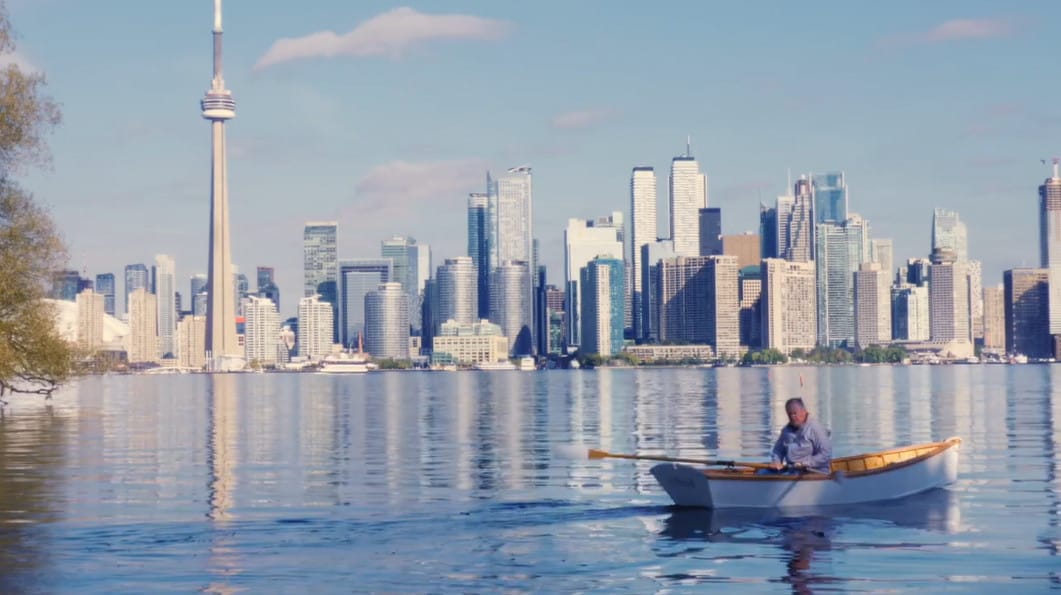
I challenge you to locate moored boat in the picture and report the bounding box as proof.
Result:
[318,352,370,374]
[651,437,961,508]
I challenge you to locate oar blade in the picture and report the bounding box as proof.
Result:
[587,448,611,459]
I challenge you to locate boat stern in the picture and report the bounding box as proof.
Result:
[651,463,713,508]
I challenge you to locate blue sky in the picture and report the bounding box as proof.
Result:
[8,1,1061,317]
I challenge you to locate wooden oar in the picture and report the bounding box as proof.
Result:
[587,448,775,470]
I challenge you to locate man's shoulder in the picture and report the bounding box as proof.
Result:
[805,418,831,435]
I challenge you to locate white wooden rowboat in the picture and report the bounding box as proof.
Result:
[651,437,961,508]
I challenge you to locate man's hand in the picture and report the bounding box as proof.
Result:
[770,461,784,471]
[794,462,807,471]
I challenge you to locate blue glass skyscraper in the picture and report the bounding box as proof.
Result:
[812,172,848,225]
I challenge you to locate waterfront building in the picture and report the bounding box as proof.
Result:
[982,285,1005,353]
[76,289,105,350]
[1038,161,1061,335]
[869,238,894,283]
[854,262,891,349]
[579,257,624,357]
[177,315,206,370]
[128,287,158,364]
[932,208,968,263]
[760,258,816,354]
[432,319,509,365]
[928,249,971,344]
[437,257,478,326]
[467,192,490,319]
[739,266,762,348]
[892,285,930,341]
[489,260,533,356]
[337,258,392,348]
[365,282,409,360]
[640,240,676,343]
[243,295,280,367]
[155,254,177,359]
[297,294,334,360]
[658,255,739,358]
[1003,268,1050,358]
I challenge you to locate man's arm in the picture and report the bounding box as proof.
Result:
[804,421,832,470]
[770,428,786,465]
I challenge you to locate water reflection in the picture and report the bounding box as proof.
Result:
[659,488,959,593]
[205,374,242,593]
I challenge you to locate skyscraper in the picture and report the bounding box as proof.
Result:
[365,282,410,360]
[243,295,280,367]
[124,263,149,318]
[155,254,177,359]
[563,214,623,347]
[467,192,490,319]
[128,287,158,365]
[437,257,478,326]
[257,266,280,312]
[982,285,1005,353]
[297,294,334,360]
[76,289,104,350]
[304,222,338,297]
[669,145,707,257]
[95,273,116,317]
[779,178,814,262]
[579,257,624,357]
[928,249,970,345]
[1004,268,1050,358]
[337,258,392,348]
[1039,160,1061,336]
[761,258,817,354]
[854,262,891,349]
[657,255,738,357]
[815,215,868,347]
[630,166,657,341]
[931,208,968,262]
[812,172,848,225]
[490,260,532,356]
[202,0,240,369]
[490,167,535,352]
[698,208,723,256]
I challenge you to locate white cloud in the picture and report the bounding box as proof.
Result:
[0,51,38,74]
[551,107,619,131]
[255,7,511,70]
[352,159,488,213]
[920,18,1014,42]
[883,18,1016,46]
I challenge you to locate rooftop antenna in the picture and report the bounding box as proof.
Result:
[686,135,691,157]
[1054,157,1060,180]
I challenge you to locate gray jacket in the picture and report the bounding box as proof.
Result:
[770,417,832,473]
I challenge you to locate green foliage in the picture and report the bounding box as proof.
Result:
[0,6,72,398]
[856,344,908,364]
[741,348,788,365]
[376,358,412,370]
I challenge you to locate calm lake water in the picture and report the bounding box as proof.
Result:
[0,366,1058,593]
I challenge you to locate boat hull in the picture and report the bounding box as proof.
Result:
[651,437,960,508]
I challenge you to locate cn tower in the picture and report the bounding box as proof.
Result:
[202,0,241,369]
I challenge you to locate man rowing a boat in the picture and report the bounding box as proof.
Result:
[769,397,832,474]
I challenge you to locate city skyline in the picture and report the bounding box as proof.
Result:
[9,1,1061,316]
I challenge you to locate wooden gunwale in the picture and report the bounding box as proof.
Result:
[701,437,961,482]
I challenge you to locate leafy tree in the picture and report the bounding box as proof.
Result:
[0,7,72,398]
